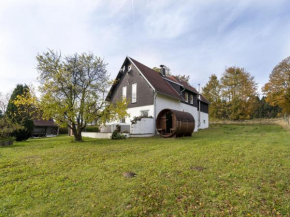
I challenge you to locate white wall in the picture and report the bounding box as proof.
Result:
[125,105,154,123]
[82,132,112,139]
[100,123,130,133]
[130,118,155,135]
[155,94,199,132]
[199,112,209,129]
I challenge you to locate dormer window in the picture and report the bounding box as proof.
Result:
[190,95,193,104]
[185,92,188,103]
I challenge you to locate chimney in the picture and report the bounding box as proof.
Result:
[198,84,201,99]
[160,65,166,76]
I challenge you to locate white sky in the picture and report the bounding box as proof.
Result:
[1,0,290,95]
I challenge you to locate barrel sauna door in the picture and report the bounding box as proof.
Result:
[166,112,173,133]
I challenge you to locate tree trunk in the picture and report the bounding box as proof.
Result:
[74,132,82,141]
[71,123,83,142]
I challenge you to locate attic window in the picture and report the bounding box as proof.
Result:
[185,93,188,103]
[122,86,127,99]
[190,95,193,104]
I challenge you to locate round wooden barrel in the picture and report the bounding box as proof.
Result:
[156,109,195,138]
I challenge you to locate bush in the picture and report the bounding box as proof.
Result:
[59,127,68,135]
[0,117,22,145]
[85,126,99,132]
[12,119,34,141]
[111,130,126,140]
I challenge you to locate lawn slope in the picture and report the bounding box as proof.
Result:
[0,125,290,216]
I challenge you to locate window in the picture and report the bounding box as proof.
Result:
[203,120,206,124]
[185,92,188,103]
[190,95,193,104]
[132,83,137,103]
[122,86,127,99]
[120,118,126,123]
[140,110,149,117]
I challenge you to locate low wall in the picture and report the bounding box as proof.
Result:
[100,124,130,133]
[82,132,130,139]
[130,118,155,135]
[82,132,112,139]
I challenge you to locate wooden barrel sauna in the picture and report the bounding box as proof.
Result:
[156,109,195,138]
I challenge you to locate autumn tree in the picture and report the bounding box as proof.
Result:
[175,74,190,83]
[262,56,290,114]
[34,50,127,141]
[152,67,160,73]
[6,85,34,141]
[220,67,258,120]
[202,74,222,119]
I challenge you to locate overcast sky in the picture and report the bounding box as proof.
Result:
[1,0,290,95]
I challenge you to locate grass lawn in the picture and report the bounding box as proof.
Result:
[1,125,290,216]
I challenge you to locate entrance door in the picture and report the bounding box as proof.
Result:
[166,112,172,133]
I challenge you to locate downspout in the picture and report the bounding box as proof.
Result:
[180,86,185,96]
[154,91,157,135]
[198,84,201,128]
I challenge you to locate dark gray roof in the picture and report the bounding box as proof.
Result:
[130,58,181,99]
[33,119,57,127]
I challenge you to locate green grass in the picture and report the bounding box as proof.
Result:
[1,125,290,216]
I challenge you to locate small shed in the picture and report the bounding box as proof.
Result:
[33,119,58,137]
[156,109,195,138]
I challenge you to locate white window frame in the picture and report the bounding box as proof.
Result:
[132,83,137,103]
[185,92,188,103]
[122,86,127,99]
[190,95,193,104]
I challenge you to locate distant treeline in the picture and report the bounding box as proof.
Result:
[202,54,290,121]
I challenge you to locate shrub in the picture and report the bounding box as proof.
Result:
[111,130,126,140]
[12,119,34,141]
[59,127,68,135]
[0,117,22,145]
[85,126,99,132]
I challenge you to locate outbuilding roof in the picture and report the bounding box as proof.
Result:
[33,119,57,127]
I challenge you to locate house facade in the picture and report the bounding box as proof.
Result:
[105,57,209,136]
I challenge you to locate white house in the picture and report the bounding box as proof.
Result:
[104,56,209,137]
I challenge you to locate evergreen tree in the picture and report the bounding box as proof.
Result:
[252,96,282,119]
[6,84,34,141]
